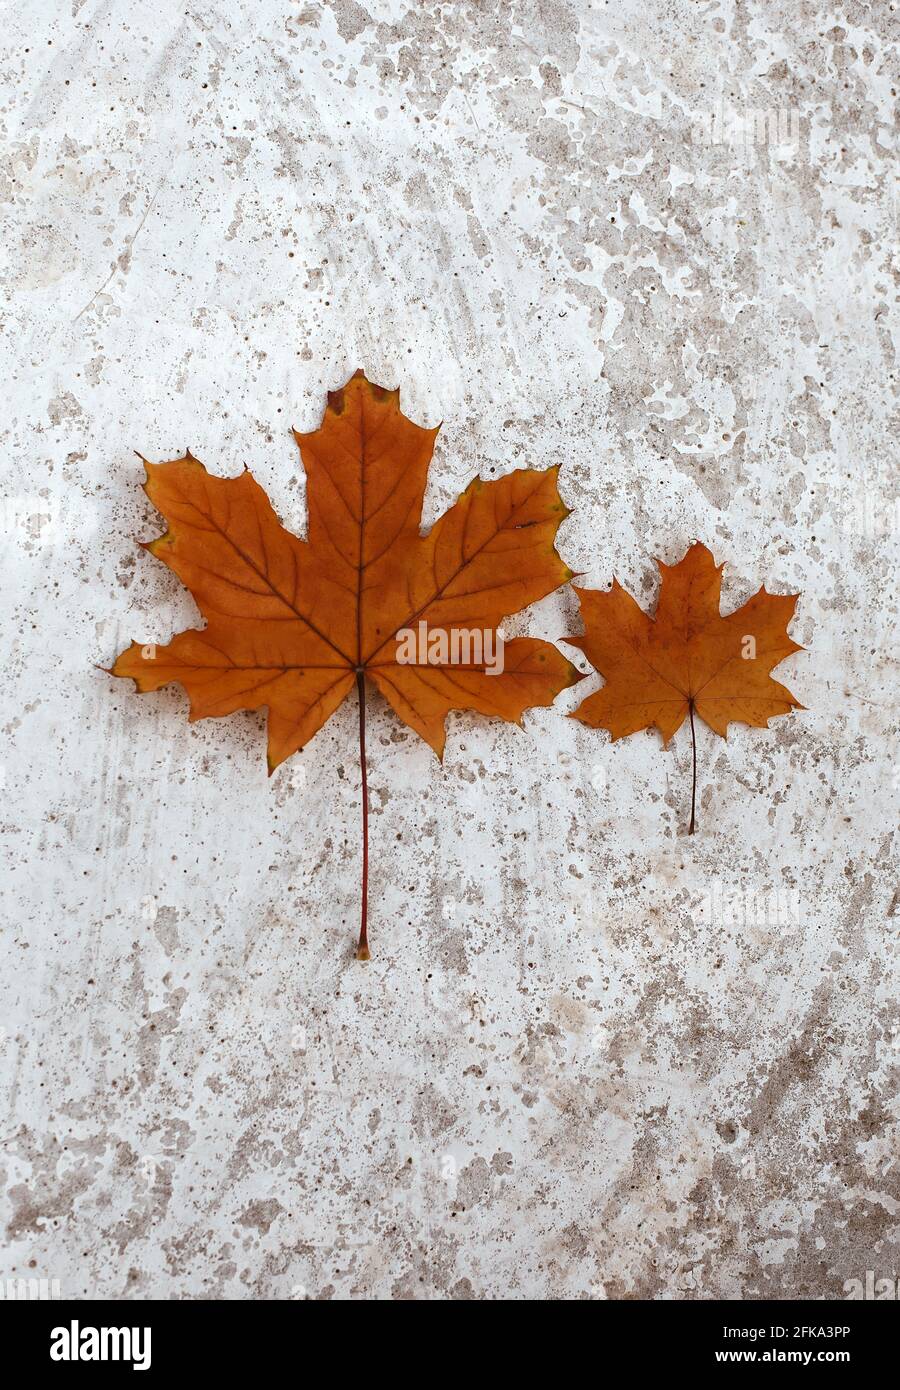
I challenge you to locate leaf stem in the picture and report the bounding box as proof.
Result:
[688,699,697,836]
[356,669,370,960]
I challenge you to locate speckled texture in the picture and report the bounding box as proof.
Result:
[1,1,898,1301]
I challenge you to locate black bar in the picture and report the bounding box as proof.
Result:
[2,1297,894,1374]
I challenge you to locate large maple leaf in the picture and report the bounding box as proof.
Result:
[110,371,581,957]
[565,542,804,832]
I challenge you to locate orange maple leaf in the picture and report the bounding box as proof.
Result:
[110,371,581,957]
[565,542,805,832]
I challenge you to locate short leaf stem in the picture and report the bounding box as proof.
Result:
[688,699,697,836]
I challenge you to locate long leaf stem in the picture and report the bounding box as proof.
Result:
[356,669,370,960]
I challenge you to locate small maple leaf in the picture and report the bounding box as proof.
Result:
[565,542,805,832]
[110,371,581,957]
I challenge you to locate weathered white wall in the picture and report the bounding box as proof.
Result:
[1,0,897,1299]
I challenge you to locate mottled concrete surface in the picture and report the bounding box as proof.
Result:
[1,1,898,1301]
